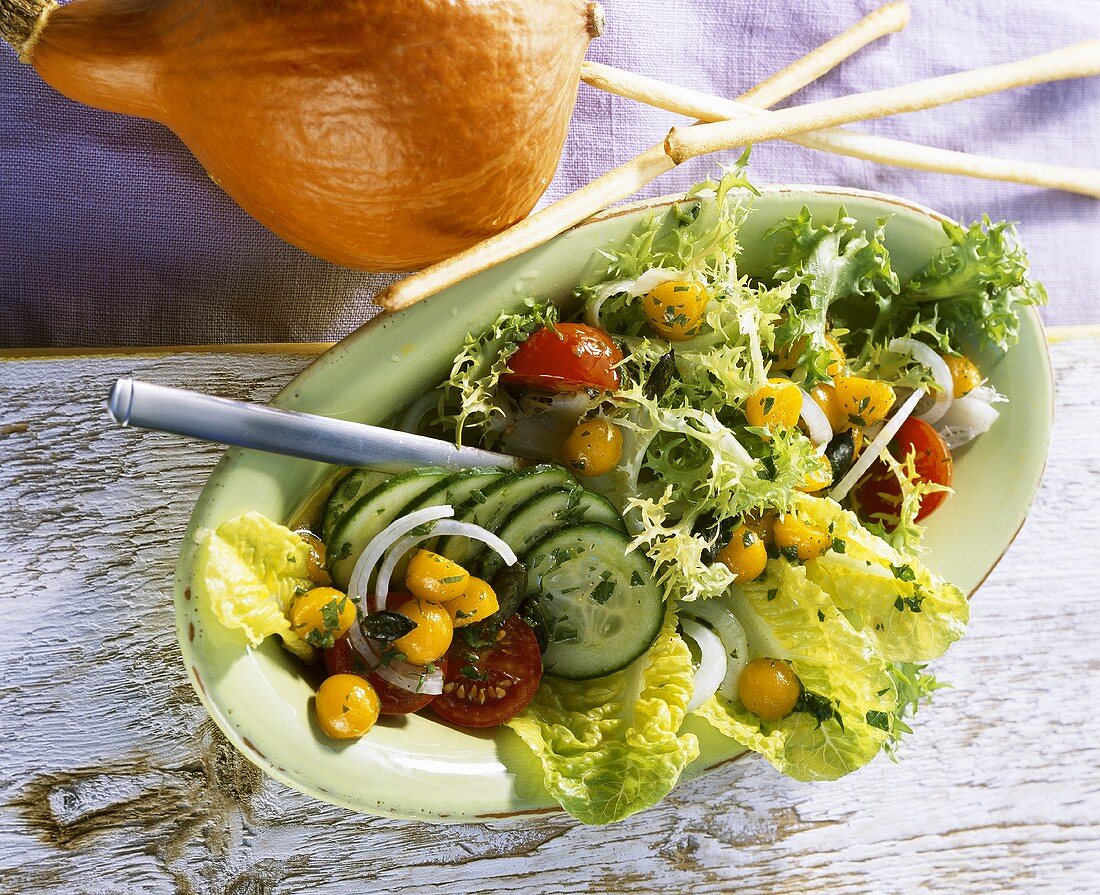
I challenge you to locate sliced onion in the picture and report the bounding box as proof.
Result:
[967,385,1004,406]
[829,388,925,503]
[348,505,455,613]
[373,532,445,610]
[348,516,521,696]
[888,338,954,425]
[344,627,444,695]
[680,618,727,712]
[798,387,833,445]
[593,267,685,303]
[681,599,749,702]
[936,394,1001,449]
[499,391,597,459]
[432,520,518,567]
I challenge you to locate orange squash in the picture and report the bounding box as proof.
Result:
[1,0,604,271]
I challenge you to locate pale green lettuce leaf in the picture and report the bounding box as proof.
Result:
[798,495,968,663]
[507,610,700,824]
[192,512,315,660]
[696,561,893,781]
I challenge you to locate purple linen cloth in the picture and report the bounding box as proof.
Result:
[1,0,1098,348]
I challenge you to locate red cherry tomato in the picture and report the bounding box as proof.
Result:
[501,324,624,393]
[431,616,543,729]
[853,417,954,526]
[323,593,446,716]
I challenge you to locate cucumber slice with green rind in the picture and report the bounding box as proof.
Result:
[437,465,576,568]
[396,468,506,521]
[480,486,626,581]
[327,468,452,588]
[320,469,389,541]
[386,468,507,580]
[525,523,664,681]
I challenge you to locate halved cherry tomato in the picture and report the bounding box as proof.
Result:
[853,417,953,526]
[432,616,543,728]
[323,593,448,716]
[501,324,624,393]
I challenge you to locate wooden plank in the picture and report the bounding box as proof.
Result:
[0,323,1094,361]
[0,341,1097,894]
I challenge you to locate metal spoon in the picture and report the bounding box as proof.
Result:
[106,378,521,473]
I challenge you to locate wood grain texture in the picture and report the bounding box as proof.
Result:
[0,341,1098,895]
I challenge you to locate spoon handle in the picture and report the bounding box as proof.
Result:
[107,378,521,473]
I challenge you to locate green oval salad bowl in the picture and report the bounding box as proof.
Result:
[174,184,1052,823]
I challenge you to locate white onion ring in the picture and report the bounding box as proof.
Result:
[829,388,925,502]
[348,505,455,613]
[681,599,749,702]
[888,338,954,425]
[373,514,523,612]
[374,532,447,611]
[344,626,445,695]
[680,618,728,712]
[798,387,833,445]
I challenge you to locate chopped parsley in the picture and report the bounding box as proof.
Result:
[891,563,916,582]
[590,578,616,605]
[865,710,891,731]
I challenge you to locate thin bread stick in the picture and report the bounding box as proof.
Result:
[581,60,1100,197]
[737,2,910,108]
[666,40,1100,163]
[377,4,906,312]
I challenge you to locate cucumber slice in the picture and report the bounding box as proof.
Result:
[480,487,626,581]
[525,523,664,680]
[320,469,389,541]
[397,468,506,520]
[386,468,507,581]
[437,465,576,568]
[327,468,451,588]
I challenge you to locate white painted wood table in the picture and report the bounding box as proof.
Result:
[1,332,1098,895]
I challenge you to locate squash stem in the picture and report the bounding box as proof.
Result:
[584,2,604,38]
[0,0,56,61]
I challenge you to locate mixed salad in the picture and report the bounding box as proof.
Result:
[192,164,1045,824]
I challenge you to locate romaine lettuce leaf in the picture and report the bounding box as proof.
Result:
[798,495,968,663]
[192,512,315,660]
[507,610,699,824]
[697,560,893,780]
